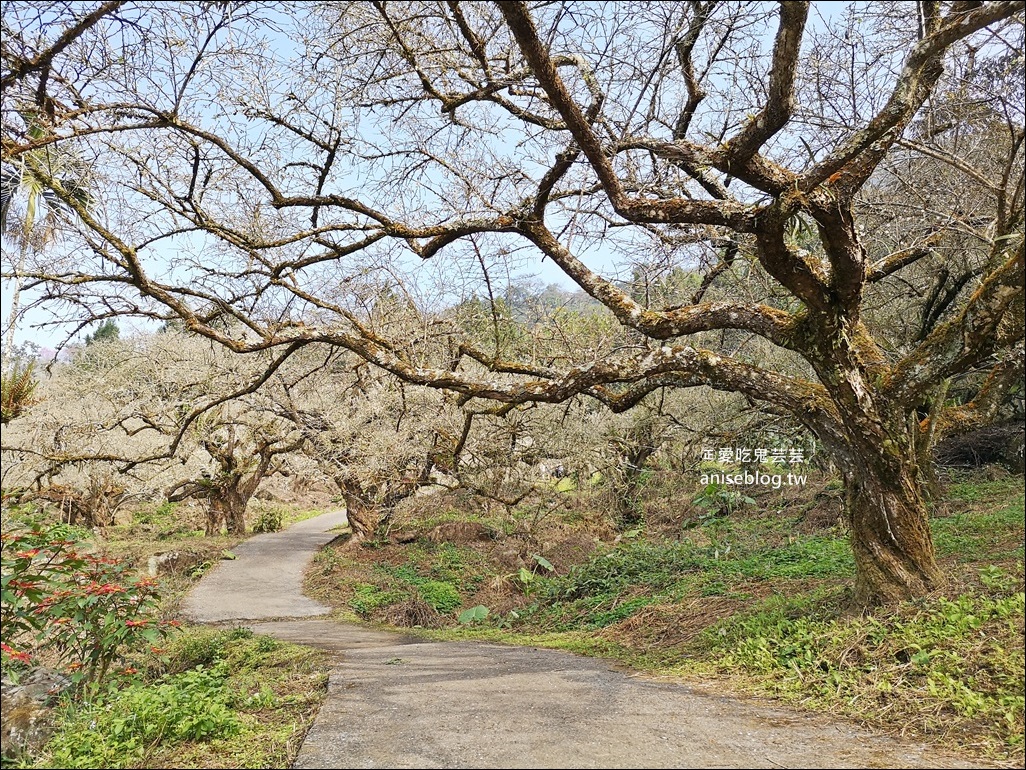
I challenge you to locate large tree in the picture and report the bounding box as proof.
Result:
[1,1,1022,603]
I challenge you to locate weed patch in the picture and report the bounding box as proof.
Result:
[33,627,329,769]
[696,579,1024,756]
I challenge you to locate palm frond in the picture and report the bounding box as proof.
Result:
[1,359,39,424]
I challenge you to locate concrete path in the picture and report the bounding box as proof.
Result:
[182,510,348,622]
[183,511,984,769]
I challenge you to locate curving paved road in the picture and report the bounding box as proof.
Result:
[182,510,349,622]
[183,511,986,769]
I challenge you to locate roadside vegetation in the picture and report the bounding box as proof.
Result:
[39,628,327,770]
[305,472,1025,763]
[1,498,332,769]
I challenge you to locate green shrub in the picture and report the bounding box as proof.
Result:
[417,580,461,614]
[349,583,405,615]
[252,506,285,534]
[43,665,241,768]
[692,482,755,519]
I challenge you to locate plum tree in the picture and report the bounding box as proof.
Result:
[2,1,1022,602]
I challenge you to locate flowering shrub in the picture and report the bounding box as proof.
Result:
[1,525,175,687]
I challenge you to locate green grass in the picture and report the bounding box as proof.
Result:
[685,575,1025,756]
[516,525,853,630]
[43,667,243,768]
[349,583,406,615]
[933,497,1025,560]
[314,541,493,620]
[430,474,1025,762]
[33,627,330,769]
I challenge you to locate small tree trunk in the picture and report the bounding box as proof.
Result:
[2,243,27,353]
[845,452,943,605]
[612,440,657,529]
[614,466,645,528]
[912,380,949,502]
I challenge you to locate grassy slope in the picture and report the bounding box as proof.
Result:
[306,473,1025,763]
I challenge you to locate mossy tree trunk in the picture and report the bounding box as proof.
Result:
[802,312,947,605]
[842,430,943,605]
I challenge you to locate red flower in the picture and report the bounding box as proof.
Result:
[84,582,125,595]
[1,643,32,663]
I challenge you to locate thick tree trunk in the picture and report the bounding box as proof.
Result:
[222,490,248,535]
[343,496,379,541]
[799,311,946,605]
[207,481,249,535]
[336,476,381,542]
[844,446,943,605]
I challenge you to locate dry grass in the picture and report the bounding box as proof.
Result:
[380,597,445,628]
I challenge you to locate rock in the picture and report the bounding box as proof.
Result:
[1,668,71,759]
[147,550,201,576]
